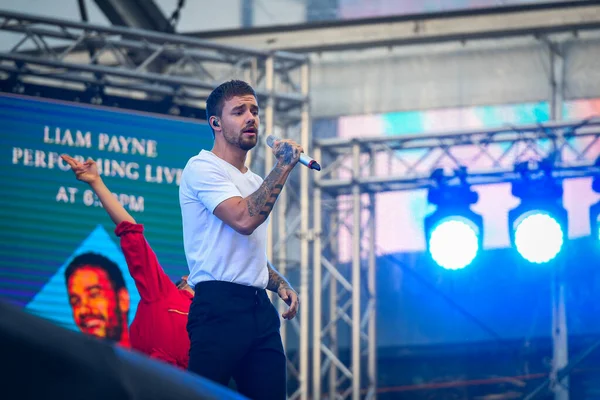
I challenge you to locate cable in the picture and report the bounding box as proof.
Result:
[77,0,89,22]
[168,0,186,30]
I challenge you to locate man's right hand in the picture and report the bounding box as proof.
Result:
[272,139,304,169]
[61,154,100,184]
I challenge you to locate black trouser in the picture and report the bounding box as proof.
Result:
[187,281,287,400]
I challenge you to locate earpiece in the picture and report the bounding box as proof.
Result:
[212,119,220,128]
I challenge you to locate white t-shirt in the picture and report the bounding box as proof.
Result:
[178,150,269,289]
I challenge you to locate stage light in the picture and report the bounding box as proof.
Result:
[425,167,483,270]
[427,215,481,270]
[508,160,567,264]
[513,211,564,263]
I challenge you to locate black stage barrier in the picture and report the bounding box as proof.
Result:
[0,300,247,400]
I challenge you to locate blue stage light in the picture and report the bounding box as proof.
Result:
[513,211,564,264]
[508,160,567,264]
[425,167,483,270]
[428,217,480,270]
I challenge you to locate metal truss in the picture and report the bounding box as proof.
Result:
[311,118,600,400]
[315,117,600,196]
[0,10,312,400]
[193,1,600,53]
[0,10,307,116]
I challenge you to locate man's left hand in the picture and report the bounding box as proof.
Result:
[278,285,299,320]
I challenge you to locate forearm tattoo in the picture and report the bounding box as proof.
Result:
[266,263,291,292]
[247,164,285,217]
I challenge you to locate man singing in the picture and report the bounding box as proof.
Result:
[62,154,194,369]
[179,80,301,399]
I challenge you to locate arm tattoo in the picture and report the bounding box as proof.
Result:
[266,262,292,292]
[247,164,285,217]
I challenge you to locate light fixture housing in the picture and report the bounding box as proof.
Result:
[424,167,483,270]
[508,160,567,264]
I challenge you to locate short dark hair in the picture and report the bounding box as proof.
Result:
[65,252,127,293]
[206,80,257,136]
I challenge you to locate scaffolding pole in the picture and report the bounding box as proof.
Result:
[548,38,569,400]
[299,61,311,400]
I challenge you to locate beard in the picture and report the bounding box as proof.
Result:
[223,128,257,151]
[78,309,122,341]
[105,307,123,341]
[239,136,257,150]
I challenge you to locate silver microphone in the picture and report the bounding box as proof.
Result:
[265,135,321,171]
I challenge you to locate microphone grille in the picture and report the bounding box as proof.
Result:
[266,135,277,148]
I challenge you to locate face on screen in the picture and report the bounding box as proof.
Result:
[220,94,260,151]
[67,265,128,341]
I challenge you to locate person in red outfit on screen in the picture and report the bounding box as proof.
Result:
[61,154,194,369]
